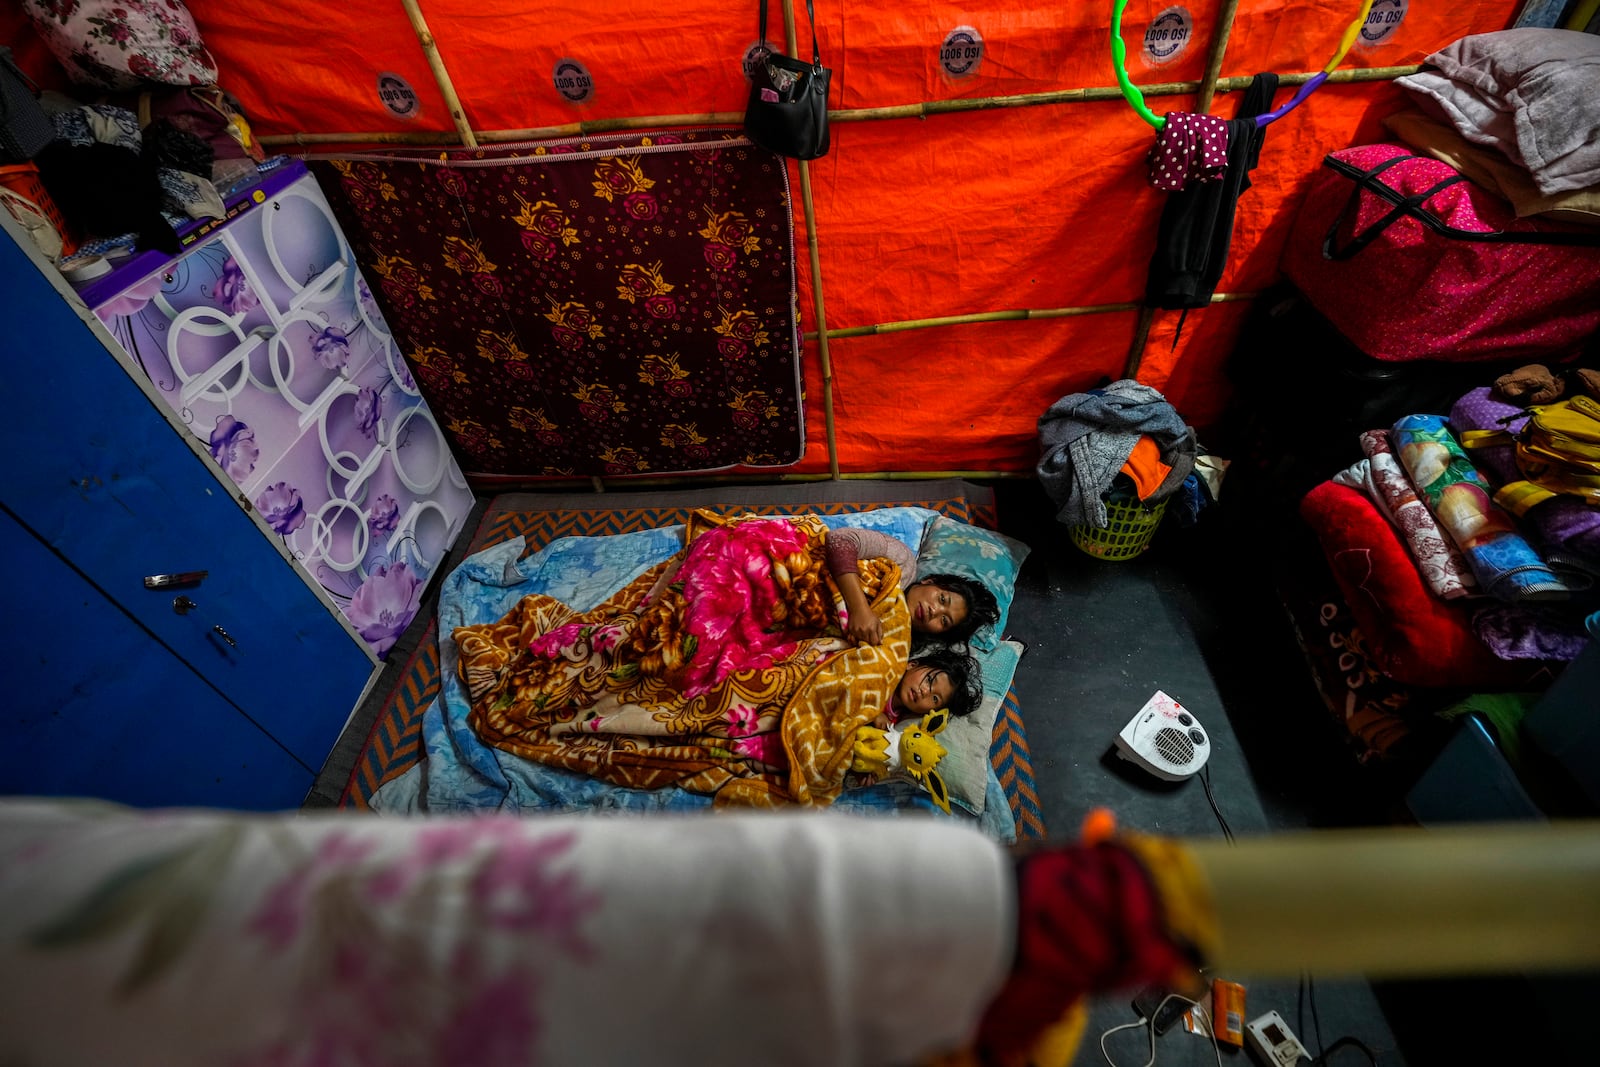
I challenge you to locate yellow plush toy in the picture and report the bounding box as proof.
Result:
[850,709,953,813]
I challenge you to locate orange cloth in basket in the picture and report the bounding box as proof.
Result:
[1121,436,1173,501]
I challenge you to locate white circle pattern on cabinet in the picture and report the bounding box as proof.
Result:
[90,165,473,658]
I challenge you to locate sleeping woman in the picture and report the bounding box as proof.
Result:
[825,527,1000,649]
[454,512,984,811]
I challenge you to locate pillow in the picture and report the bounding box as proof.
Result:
[23,0,218,92]
[916,515,1030,653]
[1383,109,1600,226]
[1399,29,1600,196]
[1398,72,1520,163]
[925,639,1022,816]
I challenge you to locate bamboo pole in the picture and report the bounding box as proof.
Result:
[1190,822,1600,977]
[464,469,1033,491]
[777,0,840,482]
[800,162,840,481]
[1195,0,1243,115]
[260,65,1422,147]
[829,64,1418,122]
[803,292,1257,342]
[1123,305,1157,380]
[489,112,743,139]
[399,0,479,148]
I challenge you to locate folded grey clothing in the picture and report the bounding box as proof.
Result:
[1036,379,1195,529]
[1398,28,1600,195]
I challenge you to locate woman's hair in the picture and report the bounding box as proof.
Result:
[916,573,1000,646]
[910,646,983,718]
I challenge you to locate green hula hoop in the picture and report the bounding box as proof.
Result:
[1112,0,1165,131]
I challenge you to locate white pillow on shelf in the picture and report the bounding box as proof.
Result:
[22,0,218,92]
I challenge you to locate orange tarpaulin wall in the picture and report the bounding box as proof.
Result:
[4,1,1521,476]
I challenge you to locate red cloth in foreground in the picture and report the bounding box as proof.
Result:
[975,841,1200,1064]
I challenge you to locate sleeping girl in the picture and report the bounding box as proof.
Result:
[454,512,985,810]
[874,646,983,730]
[824,527,999,648]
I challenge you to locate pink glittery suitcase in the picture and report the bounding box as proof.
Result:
[1282,143,1600,363]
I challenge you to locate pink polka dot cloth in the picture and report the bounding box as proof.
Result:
[1146,112,1230,191]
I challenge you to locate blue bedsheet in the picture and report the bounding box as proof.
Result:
[370,508,1019,843]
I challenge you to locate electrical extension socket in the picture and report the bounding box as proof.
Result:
[1244,1010,1310,1067]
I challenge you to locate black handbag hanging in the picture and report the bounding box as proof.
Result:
[743,0,831,161]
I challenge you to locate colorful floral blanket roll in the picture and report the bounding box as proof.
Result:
[1390,414,1568,602]
[1359,430,1478,600]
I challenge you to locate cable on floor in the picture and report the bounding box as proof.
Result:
[1099,992,1223,1067]
[1299,973,1380,1065]
[1199,764,1235,843]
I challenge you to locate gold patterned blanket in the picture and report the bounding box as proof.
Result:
[456,513,909,807]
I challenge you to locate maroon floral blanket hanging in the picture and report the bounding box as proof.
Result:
[309,131,803,480]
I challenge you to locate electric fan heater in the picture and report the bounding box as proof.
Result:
[1114,691,1210,781]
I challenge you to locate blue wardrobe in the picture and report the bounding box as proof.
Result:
[1,216,381,810]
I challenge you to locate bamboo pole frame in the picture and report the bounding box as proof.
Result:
[801,292,1256,342]
[1192,822,1600,977]
[398,0,479,148]
[779,0,841,480]
[259,65,1421,148]
[252,27,1419,481]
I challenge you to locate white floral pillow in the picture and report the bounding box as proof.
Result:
[23,0,218,91]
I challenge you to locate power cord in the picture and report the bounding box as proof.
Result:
[1298,974,1380,1066]
[1099,993,1223,1067]
[1187,782,1378,1065]
[1097,766,1233,1065]
[1199,765,1235,843]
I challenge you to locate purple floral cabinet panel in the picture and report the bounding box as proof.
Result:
[93,163,474,658]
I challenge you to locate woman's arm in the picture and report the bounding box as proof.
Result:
[825,528,917,645]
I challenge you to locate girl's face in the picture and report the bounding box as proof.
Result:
[895,664,954,717]
[906,581,967,635]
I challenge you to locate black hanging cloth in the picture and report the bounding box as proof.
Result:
[1143,73,1280,312]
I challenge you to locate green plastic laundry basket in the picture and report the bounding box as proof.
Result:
[1068,492,1168,561]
